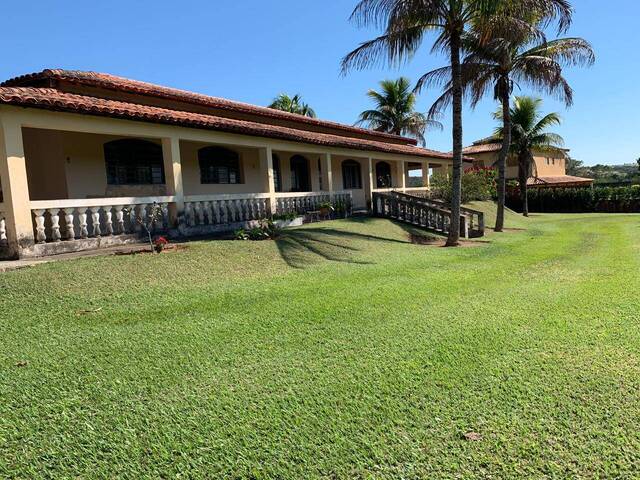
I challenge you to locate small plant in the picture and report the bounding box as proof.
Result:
[153,236,169,253]
[235,218,279,241]
[123,202,165,253]
[318,201,334,210]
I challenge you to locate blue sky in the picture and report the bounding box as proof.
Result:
[3,1,638,165]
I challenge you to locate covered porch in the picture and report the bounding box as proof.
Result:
[0,108,451,259]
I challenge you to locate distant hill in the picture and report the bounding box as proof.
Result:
[567,158,640,185]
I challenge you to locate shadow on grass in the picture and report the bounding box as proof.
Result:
[275,226,409,269]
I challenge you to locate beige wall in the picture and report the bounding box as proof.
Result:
[533,154,565,177]
[20,126,444,209]
[331,155,369,209]
[23,128,167,200]
[470,150,566,179]
[180,140,267,195]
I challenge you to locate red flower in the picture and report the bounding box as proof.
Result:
[154,236,169,245]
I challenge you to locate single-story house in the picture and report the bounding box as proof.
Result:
[0,69,459,259]
[463,140,593,188]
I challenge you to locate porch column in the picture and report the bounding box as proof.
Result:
[162,137,184,228]
[367,157,375,208]
[0,119,34,257]
[397,160,407,192]
[323,153,333,199]
[259,146,276,215]
[422,162,430,189]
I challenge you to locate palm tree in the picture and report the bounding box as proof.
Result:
[356,77,442,145]
[418,32,593,232]
[268,94,316,118]
[341,0,572,246]
[494,96,565,216]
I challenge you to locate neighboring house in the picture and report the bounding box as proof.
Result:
[0,69,457,259]
[463,140,594,188]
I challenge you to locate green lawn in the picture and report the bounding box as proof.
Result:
[1,205,639,478]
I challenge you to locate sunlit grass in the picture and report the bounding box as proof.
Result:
[1,203,639,478]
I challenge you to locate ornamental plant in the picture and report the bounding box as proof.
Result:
[153,236,169,253]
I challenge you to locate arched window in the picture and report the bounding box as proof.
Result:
[198,146,241,184]
[376,161,392,188]
[342,160,362,189]
[104,139,164,185]
[273,153,282,192]
[290,155,310,192]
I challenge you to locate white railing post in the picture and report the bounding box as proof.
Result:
[0,215,7,246]
[90,207,102,237]
[33,209,47,244]
[62,208,76,240]
[77,208,89,239]
[48,208,61,242]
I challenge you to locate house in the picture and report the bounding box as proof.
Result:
[463,140,593,188]
[0,69,458,259]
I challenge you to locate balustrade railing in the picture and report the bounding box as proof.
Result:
[0,205,7,247]
[183,194,271,227]
[383,191,485,238]
[29,197,174,244]
[25,190,355,246]
[373,192,453,234]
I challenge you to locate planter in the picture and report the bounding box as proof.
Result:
[274,216,304,229]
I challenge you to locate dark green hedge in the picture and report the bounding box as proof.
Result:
[506,185,640,213]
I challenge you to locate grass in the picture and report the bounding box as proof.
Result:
[1,202,639,478]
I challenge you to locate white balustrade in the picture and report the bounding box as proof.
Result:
[30,196,174,244]
[0,207,7,247]
[183,193,271,227]
[25,190,354,244]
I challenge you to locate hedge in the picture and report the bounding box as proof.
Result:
[506,185,640,213]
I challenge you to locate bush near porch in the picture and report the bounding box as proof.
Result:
[1,204,639,478]
[431,167,497,204]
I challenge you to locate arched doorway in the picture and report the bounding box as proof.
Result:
[376,161,392,188]
[290,155,311,192]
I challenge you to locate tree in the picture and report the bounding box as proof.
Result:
[356,77,442,145]
[637,157,640,173]
[268,94,316,118]
[494,96,565,216]
[341,0,572,246]
[565,156,585,176]
[417,30,593,232]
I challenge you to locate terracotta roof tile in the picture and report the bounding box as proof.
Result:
[528,175,594,186]
[462,143,502,154]
[0,87,456,160]
[2,69,417,146]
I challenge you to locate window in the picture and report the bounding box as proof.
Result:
[198,146,241,184]
[273,153,282,192]
[342,160,362,189]
[376,161,392,188]
[104,139,165,185]
[290,155,311,192]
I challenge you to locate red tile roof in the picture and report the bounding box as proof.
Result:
[2,69,416,146]
[528,175,594,186]
[0,86,457,160]
[462,143,502,154]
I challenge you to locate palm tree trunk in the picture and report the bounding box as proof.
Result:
[495,86,511,232]
[518,152,529,217]
[446,30,463,247]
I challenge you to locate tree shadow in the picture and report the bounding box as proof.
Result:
[274,226,408,269]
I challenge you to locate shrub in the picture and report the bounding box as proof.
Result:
[431,167,497,204]
[506,185,640,213]
[235,219,279,241]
